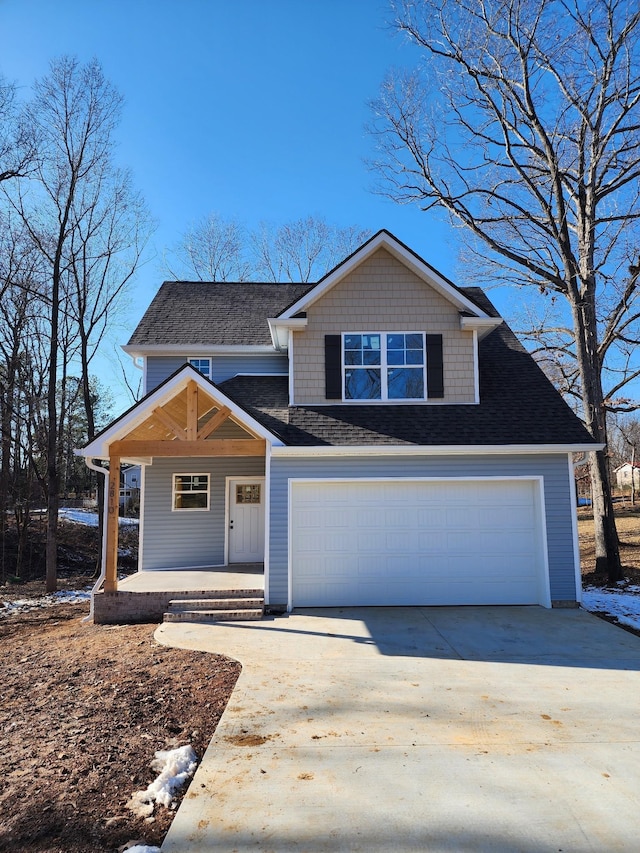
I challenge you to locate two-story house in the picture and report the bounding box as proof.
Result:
[81,231,598,623]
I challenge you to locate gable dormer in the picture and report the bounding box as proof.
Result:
[268,231,501,406]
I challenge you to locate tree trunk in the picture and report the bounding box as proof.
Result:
[589,449,622,579]
[571,293,622,582]
[0,382,12,582]
[79,333,103,574]
[45,246,64,593]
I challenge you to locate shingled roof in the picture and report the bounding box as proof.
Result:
[127,281,312,347]
[217,318,594,447]
[124,274,594,448]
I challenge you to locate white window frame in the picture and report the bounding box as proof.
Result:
[172,473,210,512]
[188,357,212,379]
[342,332,427,402]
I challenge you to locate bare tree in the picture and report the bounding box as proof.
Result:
[252,216,371,282]
[166,214,371,284]
[66,167,151,440]
[370,0,640,580]
[0,75,35,183]
[5,57,135,590]
[0,216,44,580]
[165,212,249,281]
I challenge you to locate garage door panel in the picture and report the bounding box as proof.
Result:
[291,480,546,607]
[417,508,446,528]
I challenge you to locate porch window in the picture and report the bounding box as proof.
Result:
[172,473,210,511]
[188,357,212,379]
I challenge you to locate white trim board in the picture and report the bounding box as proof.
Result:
[271,444,602,458]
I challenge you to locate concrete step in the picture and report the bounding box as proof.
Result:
[163,607,264,623]
[165,588,264,600]
[164,590,265,623]
[167,597,264,611]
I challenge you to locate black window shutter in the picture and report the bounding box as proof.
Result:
[325,335,342,399]
[426,334,444,399]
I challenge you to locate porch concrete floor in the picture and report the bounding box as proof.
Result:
[117,564,264,593]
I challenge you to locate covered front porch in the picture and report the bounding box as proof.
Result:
[92,563,265,624]
[80,365,282,623]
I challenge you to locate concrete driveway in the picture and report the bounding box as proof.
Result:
[155,607,640,852]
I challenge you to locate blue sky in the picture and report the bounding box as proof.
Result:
[0,0,505,411]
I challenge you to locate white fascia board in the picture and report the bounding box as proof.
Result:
[279,232,492,320]
[121,344,276,358]
[267,317,308,352]
[460,316,503,339]
[271,443,603,458]
[80,366,284,459]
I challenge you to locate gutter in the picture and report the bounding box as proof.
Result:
[82,458,109,623]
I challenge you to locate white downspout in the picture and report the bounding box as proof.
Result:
[83,457,109,623]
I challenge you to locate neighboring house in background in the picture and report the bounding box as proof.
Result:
[80,230,598,622]
[119,464,141,507]
[615,462,640,490]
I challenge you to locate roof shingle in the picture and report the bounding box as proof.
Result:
[218,320,594,447]
[128,281,312,347]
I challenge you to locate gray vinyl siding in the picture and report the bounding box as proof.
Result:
[141,456,265,570]
[211,354,288,383]
[145,353,288,393]
[146,357,187,392]
[268,453,576,607]
[200,417,254,439]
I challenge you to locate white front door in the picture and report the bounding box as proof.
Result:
[228,478,265,563]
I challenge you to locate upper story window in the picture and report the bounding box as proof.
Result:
[188,357,211,379]
[343,333,425,400]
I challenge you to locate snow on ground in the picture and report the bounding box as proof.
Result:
[0,589,92,618]
[127,745,199,818]
[125,847,161,853]
[582,584,640,632]
[59,508,138,526]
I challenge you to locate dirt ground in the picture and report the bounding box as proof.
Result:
[0,579,240,853]
[578,504,640,586]
[1,507,639,852]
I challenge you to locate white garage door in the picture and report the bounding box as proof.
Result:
[290,479,547,607]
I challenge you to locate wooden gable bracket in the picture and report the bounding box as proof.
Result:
[186,380,198,440]
[152,405,187,440]
[197,405,231,441]
[110,438,265,457]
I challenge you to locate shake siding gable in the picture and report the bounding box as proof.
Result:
[291,248,477,405]
[267,453,577,607]
[141,456,265,570]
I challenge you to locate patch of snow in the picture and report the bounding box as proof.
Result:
[127,745,198,818]
[0,589,91,618]
[124,847,161,853]
[59,508,139,526]
[59,508,100,526]
[582,585,640,633]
